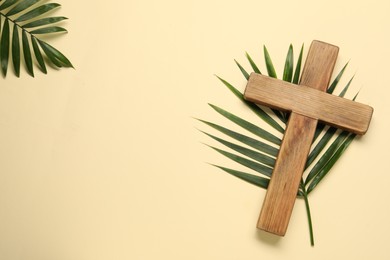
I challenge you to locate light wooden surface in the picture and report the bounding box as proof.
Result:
[258,113,318,236]
[244,74,374,135]
[249,41,339,236]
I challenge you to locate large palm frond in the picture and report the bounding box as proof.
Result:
[0,0,72,77]
[198,43,358,246]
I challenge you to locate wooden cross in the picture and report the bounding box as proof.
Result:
[243,40,373,236]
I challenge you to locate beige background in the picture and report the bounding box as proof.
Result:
[1,0,389,259]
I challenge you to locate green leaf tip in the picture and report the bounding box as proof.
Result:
[292,43,304,84]
[234,59,250,80]
[263,45,277,78]
[327,61,349,94]
[339,75,355,98]
[283,44,294,82]
[245,52,261,74]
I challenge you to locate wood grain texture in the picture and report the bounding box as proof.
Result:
[244,74,373,135]
[258,113,317,236]
[299,40,339,90]
[248,41,340,236]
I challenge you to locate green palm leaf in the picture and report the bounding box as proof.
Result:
[208,104,281,145]
[212,165,270,190]
[292,44,304,84]
[22,29,33,76]
[309,78,356,163]
[263,45,287,123]
[216,76,284,133]
[283,44,293,82]
[304,88,359,189]
[38,39,73,68]
[0,0,18,11]
[235,59,249,80]
[1,18,10,76]
[196,119,279,157]
[307,133,356,193]
[31,36,46,73]
[5,0,40,16]
[305,131,349,185]
[30,26,67,34]
[313,65,351,141]
[208,145,273,177]
[339,75,354,97]
[201,131,276,167]
[281,44,294,121]
[11,23,20,76]
[22,17,68,28]
[263,45,277,78]
[245,52,261,74]
[14,3,60,22]
[0,0,72,77]
[199,43,360,246]
[306,126,337,167]
[327,62,349,94]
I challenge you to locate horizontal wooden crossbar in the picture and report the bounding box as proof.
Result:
[244,73,373,135]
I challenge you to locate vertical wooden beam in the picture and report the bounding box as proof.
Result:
[256,41,339,236]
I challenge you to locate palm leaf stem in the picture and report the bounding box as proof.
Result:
[1,13,40,46]
[300,180,314,246]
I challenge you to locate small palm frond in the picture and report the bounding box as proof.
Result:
[199,43,359,245]
[283,44,293,83]
[0,0,72,77]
